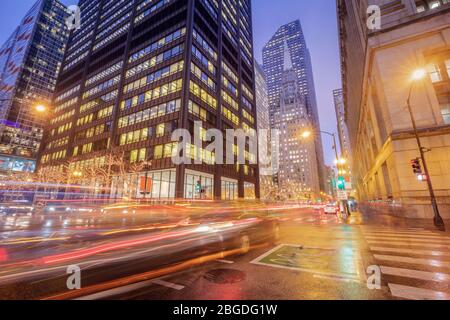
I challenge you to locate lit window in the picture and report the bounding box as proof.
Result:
[154,145,163,159]
[139,148,146,161]
[130,150,138,163]
[156,123,165,137]
[429,0,441,9]
[416,5,426,12]
[427,63,442,83]
[446,59,450,78]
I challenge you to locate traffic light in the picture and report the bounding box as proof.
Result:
[195,180,202,193]
[411,158,422,175]
[337,176,346,191]
[411,158,427,181]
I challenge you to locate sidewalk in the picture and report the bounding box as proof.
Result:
[354,209,450,234]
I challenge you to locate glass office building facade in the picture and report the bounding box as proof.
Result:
[0,0,69,173]
[40,0,260,200]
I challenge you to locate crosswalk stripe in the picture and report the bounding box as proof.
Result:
[367,240,450,249]
[388,283,450,300]
[364,233,450,240]
[362,227,450,300]
[381,266,450,282]
[365,236,450,244]
[370,246,450,257]
[374,254,450,268]
[362,231,436,236]
[361,228,425,232]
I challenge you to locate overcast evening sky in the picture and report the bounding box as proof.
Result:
[0,0,342,165]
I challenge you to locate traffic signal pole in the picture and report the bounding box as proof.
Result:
[406,85,445,231]
[330,133,350,217]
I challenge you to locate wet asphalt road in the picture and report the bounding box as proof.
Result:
[1,207,449,300]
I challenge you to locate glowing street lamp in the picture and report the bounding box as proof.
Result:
[334,158,347,165]
[411,68,426,81]
[72,171,83,178]
[406,68,445,231]
[35,104,47,113]
[301,131,312,139]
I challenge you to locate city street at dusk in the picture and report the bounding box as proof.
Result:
[0,0,449,313]
[0,202,449,301]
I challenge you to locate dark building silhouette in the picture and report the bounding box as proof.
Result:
[40,0,259,200]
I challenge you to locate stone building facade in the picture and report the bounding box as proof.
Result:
[337,0,450,218]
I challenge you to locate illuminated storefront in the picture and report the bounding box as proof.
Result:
[111,169,177,200]
[221,178,239,200]
[0,156,36,173]
[184,170,213,199]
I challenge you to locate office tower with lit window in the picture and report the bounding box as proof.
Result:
[262,20,326,192]
[40,0,259,200]
[0,0,69,173]
[272,47,320,199]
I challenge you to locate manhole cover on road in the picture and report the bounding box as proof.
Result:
[204,269,246,284]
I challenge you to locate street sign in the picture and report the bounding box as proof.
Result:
[345,181,352,191]
[337,190,348,201]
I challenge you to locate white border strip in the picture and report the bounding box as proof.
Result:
[250,244,362,281]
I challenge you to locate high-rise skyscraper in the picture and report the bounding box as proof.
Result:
[254,61,272,195]
[272,47,320,199]
[262,20,325,192]
[333,89,351,161]
[40,0,259,200]
[0,0,69,173]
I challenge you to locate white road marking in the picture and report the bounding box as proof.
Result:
[364,233,450,240]
[313,274,361,283]
[374,254,450,268]
[151,279,185,291]
[388,283,450,300]
[364,236,450,244]
[215,259,234,264]
[75,278,185,300]
[362,227,450,301]
[75,279,158,300]
[250,244,363,281]
[380,266,450,282]
[363,231,436,236]
[367,240,450,249]
[361,228,425,232]
[370,246,450,257]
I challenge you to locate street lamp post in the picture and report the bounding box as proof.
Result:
[407,69,445,231]
[301,129,350,216]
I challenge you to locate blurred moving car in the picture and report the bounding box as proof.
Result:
[313,204,324,211]
[0,201,282,299]
[323,203,339,215]
[186,210,280,254]
[0,202,34,216]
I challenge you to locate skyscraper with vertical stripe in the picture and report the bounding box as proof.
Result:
[262,20,326,192]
